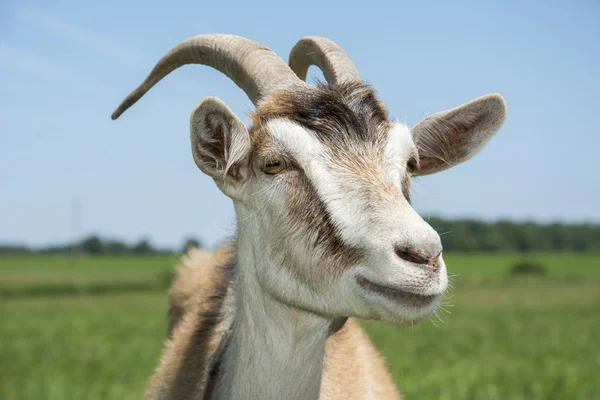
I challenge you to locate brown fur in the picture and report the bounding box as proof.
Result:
[252,82,391,147]
[146,245,402,400]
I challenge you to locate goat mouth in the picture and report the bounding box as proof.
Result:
[355,275,437,307]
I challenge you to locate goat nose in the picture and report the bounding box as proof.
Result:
[394,246,442,269]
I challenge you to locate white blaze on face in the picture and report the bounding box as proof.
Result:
[385,122,417,189]
[266,119,415,251]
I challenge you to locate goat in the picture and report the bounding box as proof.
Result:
[111,34,507,400]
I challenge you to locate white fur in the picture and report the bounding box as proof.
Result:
[385,122,416,188]
[213,208,331,400]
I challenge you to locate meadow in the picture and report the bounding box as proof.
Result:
[0,253,598,399]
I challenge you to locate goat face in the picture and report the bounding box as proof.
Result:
[191,81,506,324]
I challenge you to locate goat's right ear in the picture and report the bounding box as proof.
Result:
[411,94,507,176]
[190,97,251,186]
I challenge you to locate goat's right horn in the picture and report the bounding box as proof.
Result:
[112,34,304,120]
[288,36,361,84]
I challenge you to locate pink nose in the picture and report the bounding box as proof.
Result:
[394,246,442,270]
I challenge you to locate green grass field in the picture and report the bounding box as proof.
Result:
[0,253,598,399]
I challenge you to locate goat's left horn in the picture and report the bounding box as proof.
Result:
[288,36,361,84]
[111,34,303,120]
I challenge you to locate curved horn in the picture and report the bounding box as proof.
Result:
[288,36,361,84]
[112,34,303,120]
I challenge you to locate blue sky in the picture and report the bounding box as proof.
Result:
[1,0,598,249]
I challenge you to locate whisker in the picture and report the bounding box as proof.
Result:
[428,313,439,328]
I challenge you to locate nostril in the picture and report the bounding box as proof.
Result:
[395,246,441,269]
[395,247,427,264]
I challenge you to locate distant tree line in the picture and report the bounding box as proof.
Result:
[1,218,599,255]
[0,235,203,255]
[426,218,600,253]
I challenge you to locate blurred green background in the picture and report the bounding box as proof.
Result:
[1,250,598,400]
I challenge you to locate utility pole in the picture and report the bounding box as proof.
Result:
[70,197,81,262]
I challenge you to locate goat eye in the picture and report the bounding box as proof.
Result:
[262,156,287,175]
[407,157,417,173]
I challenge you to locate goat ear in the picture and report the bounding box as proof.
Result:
[190,97,251,185]
[411,93,507,176]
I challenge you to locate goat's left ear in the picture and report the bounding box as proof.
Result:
[411,93,507,176]
[190,97,251,192]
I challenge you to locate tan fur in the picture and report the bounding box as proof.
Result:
[167,245,232,335]
[321,319,402,399]
[147,245,402,400]
[146,245,234,399]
